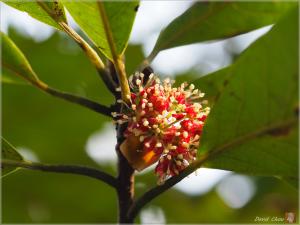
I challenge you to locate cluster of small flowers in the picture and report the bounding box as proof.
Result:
[112,72,210,184]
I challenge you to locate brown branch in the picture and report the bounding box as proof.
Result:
[3,63,112,117]
[115,123,135,223]
[1,159,118,188]
[127,154,209,221]
[44,85,113,117]
[128,117,298,220]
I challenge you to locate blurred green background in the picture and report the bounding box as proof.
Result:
[1,1,298,223]
[2,26,298,224]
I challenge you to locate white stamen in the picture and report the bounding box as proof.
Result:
[176,161,182,166]
[189,84,195,90]
[182,142,189,148]
[156,142,162,148]
[136,79,141,85]
[183,160,189,166]
[183,131,188,138]
[143,120,149,126]
[149,73,154,79]
[192,89,199,95]
[194,134,200,140]
[139,136,145,142]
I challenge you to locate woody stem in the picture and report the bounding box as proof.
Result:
[116,123,135,223]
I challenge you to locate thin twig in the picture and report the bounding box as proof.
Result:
[36,0,117,94]
[1,159,118,188]
[127,154,209,220]
[44,85,113,117]
[3,64,112,117]
[97,1,131,104]
[128,117,298,220]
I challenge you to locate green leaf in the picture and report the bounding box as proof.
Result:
[192,67,231,105]
[1,72,27,85]
[62,0,139,60]
[198,8,299,180]
[150,1,296,60]
[1,32,39,83]
[1,0,67,30]
[1,138,23,177]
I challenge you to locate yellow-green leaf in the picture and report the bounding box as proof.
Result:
[1,138,23,177]
[197,7,298,180]
[62,0,139,60]
[150,1,296,60]
[2,0,67,30]
[1,32,39,83]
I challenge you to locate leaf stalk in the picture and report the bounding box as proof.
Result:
[1,159,118,188]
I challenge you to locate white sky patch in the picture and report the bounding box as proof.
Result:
[228,25,272,52]
[216,174,256,209]
[151,41,230,76]
[140,206,166,225]
[85,123,117,165]
[0,2,54,41]
[130,1,192,45]
[174,168,231,196]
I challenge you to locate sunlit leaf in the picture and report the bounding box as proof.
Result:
[1,32,39,83]
[150,1,296,59]
[1,138,23,177]
[1,71,27,85]
[198,8,298,180]
[1,0,67,30]
[63,0,139,60]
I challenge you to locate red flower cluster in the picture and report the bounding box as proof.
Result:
[114,73,209,184]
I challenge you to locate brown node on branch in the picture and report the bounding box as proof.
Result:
[120,132,160,172]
